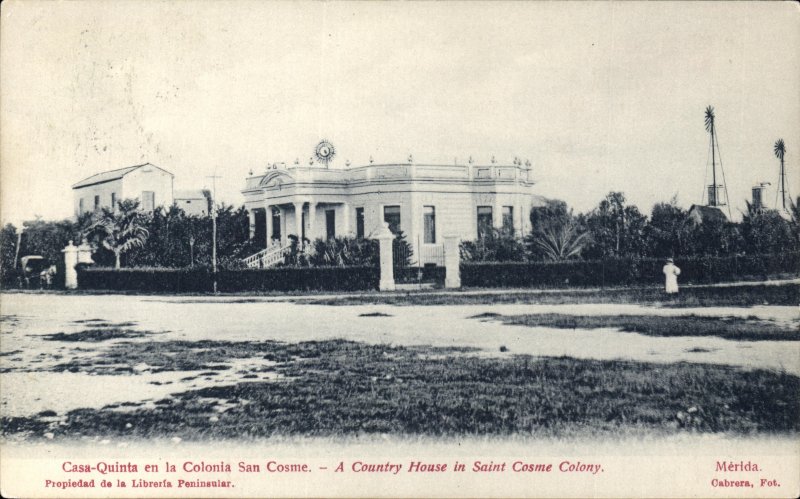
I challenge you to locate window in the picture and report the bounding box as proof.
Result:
[325,210,336,240]
[423,206,436,244]
[142,191,155,211]
[356,207,365,239]
[111,193,116,211]
[477,206,493,239]
[94,195,100,210]
[79,198,84,213]
[384,205,401,235]
[502,206,514,233]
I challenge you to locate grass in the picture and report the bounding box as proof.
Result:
[296,283,800,307]
[2,339,798,441]
[485,313,800,342]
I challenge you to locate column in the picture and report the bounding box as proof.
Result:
[342,203,351,236]
[444,235,461,289]
[248,210,256,240]
[493,198,503,229]
[375,222,395,291]
[293,201,304,243]
[277,207,286,246]
[307,201,317,242]
[265,205,273,247]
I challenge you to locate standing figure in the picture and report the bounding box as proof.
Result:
[662,258,681,294]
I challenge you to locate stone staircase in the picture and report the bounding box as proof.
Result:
[242,243,291,269]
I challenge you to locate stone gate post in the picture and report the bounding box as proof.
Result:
[444,235,461,289]
[62,241,78,289]
[375,222,395,291]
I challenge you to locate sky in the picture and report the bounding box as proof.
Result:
[1,1,798,225]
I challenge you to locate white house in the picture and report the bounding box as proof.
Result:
[72,163,174,215]
[242,151,543,266]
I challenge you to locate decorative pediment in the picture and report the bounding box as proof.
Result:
[259,171,295,188]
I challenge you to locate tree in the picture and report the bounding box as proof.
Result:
[645,198,690,258]
[530,221,589,261]
[583,192,647,259]
[739,201,795,255]
[0,224,19,285]
[525,199,588,261]
[87,199,150,269]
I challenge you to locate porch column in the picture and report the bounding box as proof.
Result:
[277,207,286,246]
[307,201,317,241]
[342,203,351,236]
[493,198,503,229]
[265,204,273,247]
[248,210,256,240]
[293,202,304,243]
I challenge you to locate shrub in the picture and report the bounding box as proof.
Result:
[77,266,378,293]
[461,252,799,289]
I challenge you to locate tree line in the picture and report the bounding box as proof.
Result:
[1,191,798,286]
[0,200,258,285]
[463,191,799,262]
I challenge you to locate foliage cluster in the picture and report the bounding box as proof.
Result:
[461,192,800,265]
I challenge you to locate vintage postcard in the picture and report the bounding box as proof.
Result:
[1,1,798,497]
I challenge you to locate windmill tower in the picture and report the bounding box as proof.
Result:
[703,106,732,218]
[774,139,790,213]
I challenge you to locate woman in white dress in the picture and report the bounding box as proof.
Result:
[662,258,681,294]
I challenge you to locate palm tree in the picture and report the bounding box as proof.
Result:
[87,199,149,269]
[774,138,787,211]
[533,222,589,261]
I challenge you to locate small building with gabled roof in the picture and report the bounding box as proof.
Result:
[686,204,728,225]
[72,163,174,216]
[174,189,210,217]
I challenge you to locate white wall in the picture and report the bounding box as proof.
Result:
[121,166,174,209]
[73,178,123,216]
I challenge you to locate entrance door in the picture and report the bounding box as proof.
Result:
[325,210,336,240]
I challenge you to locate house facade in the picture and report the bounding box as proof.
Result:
[242,157,543,265]
[174,189,210,217]
[72,163,174,216]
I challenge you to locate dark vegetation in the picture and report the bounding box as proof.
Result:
[77,266,380,292]
[2,340,798,440]
[479,313,800,342]
[461,252,798,288]
[299,283,800,307]
[43,327,150,342]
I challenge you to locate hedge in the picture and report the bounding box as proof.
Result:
[461,252,800,289]
[77,266,379,293]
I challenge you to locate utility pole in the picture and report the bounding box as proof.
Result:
[206,172,222,293]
